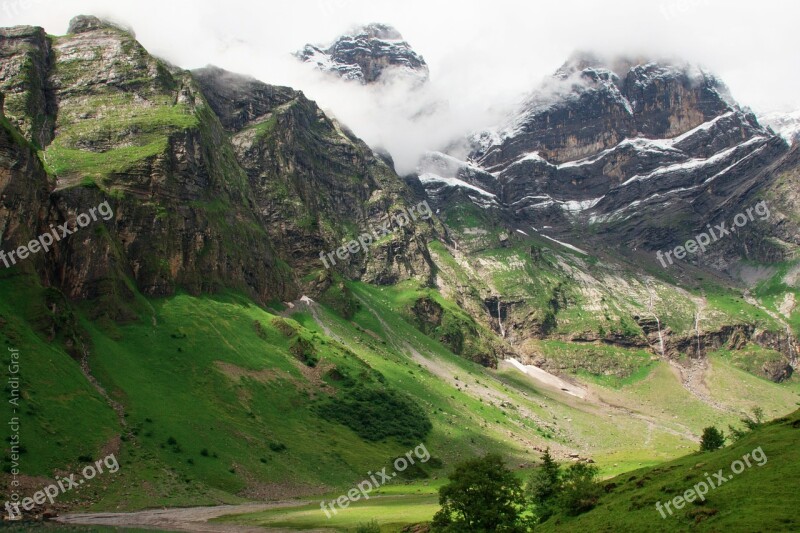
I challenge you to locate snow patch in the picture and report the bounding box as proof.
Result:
[418,173,497,198]
[620,136,765,186]
[540,234,588,255]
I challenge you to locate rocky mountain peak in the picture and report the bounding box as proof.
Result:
[471,54,737,168]
[67,14,135,36]
[296,23,428,84]
[413,53,789,270]
[356,22,404,41]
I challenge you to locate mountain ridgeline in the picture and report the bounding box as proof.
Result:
[0,17,438,317]
[0,15,799,525]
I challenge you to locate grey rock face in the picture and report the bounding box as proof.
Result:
[417,54,792,264]
[296,23,428,84]
[0,16,438,317]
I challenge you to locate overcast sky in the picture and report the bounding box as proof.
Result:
[2,0,798,171]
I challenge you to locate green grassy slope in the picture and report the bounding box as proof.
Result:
[223,409,800,533]
[0,273,119,477]
[537,409,800,532]
[0,270,797,516]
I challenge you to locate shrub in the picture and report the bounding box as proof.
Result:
[700,426,725,451]
[354,520,381,533]
[269,442,287,453]
[316,387,431,444]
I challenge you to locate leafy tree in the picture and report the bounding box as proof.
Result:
[432,454,528,532]
[528,448,561,522]
[700,426,726,451]
[557,462,601,515]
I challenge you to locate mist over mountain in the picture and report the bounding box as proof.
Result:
[0,4,799,532]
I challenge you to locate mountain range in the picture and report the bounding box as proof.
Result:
[0,15,798,531]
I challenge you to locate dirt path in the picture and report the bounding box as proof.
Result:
[54,502,329,532]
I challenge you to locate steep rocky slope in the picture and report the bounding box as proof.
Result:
[421,54,793,265]
[193,66,438,287]
[2,18,296,317]
[0,16,440,323]
[409,54,799,381]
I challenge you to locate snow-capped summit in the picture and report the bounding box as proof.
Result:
[296,23,428,85]
[469,54,740,171]
[413,54,790,256]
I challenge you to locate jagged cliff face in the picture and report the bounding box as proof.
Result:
[37,17,296,312]
[1,17,797,381]
[193,66,438,286]
[0,25,55,148]
[0,16,436,320]
[418,54,793,263]
[296,23,429,85]
[473,55,735,167]
[0,92,52,276]
[408,54,799,380]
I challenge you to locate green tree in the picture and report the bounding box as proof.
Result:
[431,454,528,532]
[528,448,561,522]
[700,426,726,451]
[557,462,601,515]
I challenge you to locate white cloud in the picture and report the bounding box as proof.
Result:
[2,0,798,173]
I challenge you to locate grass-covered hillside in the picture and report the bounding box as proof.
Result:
[1,266,797,515]
[537,408,800,532]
